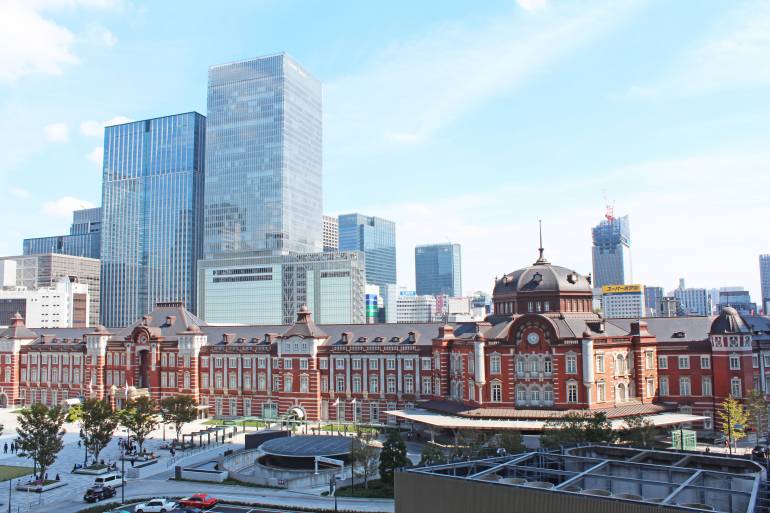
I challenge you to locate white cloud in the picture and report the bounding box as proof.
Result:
[80,116,131,137]
[517,0,547,12]
[87,146,104,164]
[364,149,770,302]
[628,1,770,98]
[10,187,31,199]
[43,196,95,218]
[326,1,640,153]
[0,0,122,82]
[44,122,69,142]
[0,2,78,82]
[85,24,118,47]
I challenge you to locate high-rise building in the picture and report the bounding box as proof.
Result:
[644,286,664,317]
[203,54,322,258]
[601,284,645,319]
[365,283,380,324]
[100,113,206,328]
[323,215,339,252]
[673,279,711,316]
[415,243,462,297]
[760,255,770,313]
[0,254,100,324]
[197,251,365,325]
[591,214,631,288]
[23,207,102,259]
[338,214,396,290]
[718,287,756,315]
[659,296,679,317]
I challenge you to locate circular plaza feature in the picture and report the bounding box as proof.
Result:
[258,435,352,470]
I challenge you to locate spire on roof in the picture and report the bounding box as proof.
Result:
[11,312,23,328]
[534,219,550,265]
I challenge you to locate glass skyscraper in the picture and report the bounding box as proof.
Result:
[338,214,396,290]
[204,53,322,258]
[591,214,631,288]
[100,112,205,327]
[415,243,462,297]
[760,254,770,313]
[23,207,102,259]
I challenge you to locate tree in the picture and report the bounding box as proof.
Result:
[419,443,445,466]
[160,395,198,443]
[619,415,656,448]
[119,396,158,454]
[719,396,749,446]
[16,404,66,481]
[80,398,118,464]
[745,389,768,439]
[351,435,380,489]
[379,430,409,486]
[540,412,615,449]
[66,404,83,423]
[451,430,490,459]
[496,431,526,455]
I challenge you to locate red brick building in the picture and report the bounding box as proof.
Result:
[0,250,765,432]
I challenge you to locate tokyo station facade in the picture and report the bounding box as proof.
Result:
[0,248,767,432]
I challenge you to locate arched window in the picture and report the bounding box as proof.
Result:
[617,383,627,402]
[543,385,554,404]
[566,381,578,403]
[615,354,625,375]
[516,385,526,405]
[516,356,524,375]
[529,357,539,374]
[529,386,541,404]
[491,381,502,403]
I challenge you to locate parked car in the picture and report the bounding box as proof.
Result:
[178,494,218,509]
[94,472,124,488]
[83,485,116,503]
[134,498,178,513]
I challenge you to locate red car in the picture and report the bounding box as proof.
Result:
[178,494,218,509]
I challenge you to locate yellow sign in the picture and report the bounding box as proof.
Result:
[602,284,642,293]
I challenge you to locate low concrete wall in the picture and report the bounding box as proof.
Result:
[180,467,229,483]
[223,449,350,490]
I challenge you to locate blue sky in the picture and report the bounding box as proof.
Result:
[2,0,770,302]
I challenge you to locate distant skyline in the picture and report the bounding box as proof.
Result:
[2,0,770,301]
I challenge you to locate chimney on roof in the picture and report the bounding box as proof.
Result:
[439,325,454,339]
[408,331,416,343]
[10,312,24,328]
[164,316,176,327]
[630,320,651,337]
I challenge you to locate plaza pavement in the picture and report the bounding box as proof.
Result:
[0,408,395,513]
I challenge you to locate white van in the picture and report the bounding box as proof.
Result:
[94,473,123,488]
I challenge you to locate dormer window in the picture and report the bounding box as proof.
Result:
[532,272,542,284]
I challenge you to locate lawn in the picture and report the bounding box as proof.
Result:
[0,465,33,481]
[334,479,394,498]
[320,424,380,435]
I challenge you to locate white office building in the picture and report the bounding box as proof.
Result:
[396,294,436,323]
[601,285,645,319]
[0,274,90,328]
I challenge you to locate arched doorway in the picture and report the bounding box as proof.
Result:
[138,349,150,389]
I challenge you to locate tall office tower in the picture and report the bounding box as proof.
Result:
[323,215,339,252]
[591,213,631,288]
[0,254,100,324]
[204,54,322,257]
[338,214,397,289]
[644,286,664,316]
[23,207,102,259]
[673,279,712,316]
[100,113,205,328]
[415,243,462,297]
[760,255,770,313]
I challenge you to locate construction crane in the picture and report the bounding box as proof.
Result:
[602,190,615,222]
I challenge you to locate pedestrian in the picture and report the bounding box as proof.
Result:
[3,443,7,454]
[55,474,60,481]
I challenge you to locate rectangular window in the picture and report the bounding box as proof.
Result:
[319,358,328,370]
[369,375,379,394]
[645,351,654,369]
[421,358,431,371]
[202,374,210,389]
[300,375,309,393]
[321,376,328,392]
[243,358,252,369]
[679,377,691,396]
[404,376,414,394]
[273,376,281,391]
[702,376,712,396]
[258,374,266,391]
[284,375,293,392]
[215,374,222,389]
[646,379,654,398]
[369,359,378,370]
[352,359,361,370]
[335,358,345,370]
[403,359,414,371]
[300,358,308,370]
[386,376,396,394]
[228,357,237,368]
[753,354,759,368]
[678,356,690,369]
[491,382,502,402]
[422,377,432,395]
[566,355,577,374]
[229,374,236,389]
[597,382,606,402]
[730,354,740,370]
[336,375,345,392]
[658,356,668,369]
[595,354,604,373]
[490,355,501,374]
[659,377,669,396]
[258,357,267,369]
[284,358,292,369]
[700,356,711,369]
[387,358,396,370]
[567,383,578,403]
[352,376,362,393]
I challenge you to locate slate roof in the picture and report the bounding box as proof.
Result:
[493,252,592,296]
[420,399,668,419]
[605,316,714,343]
